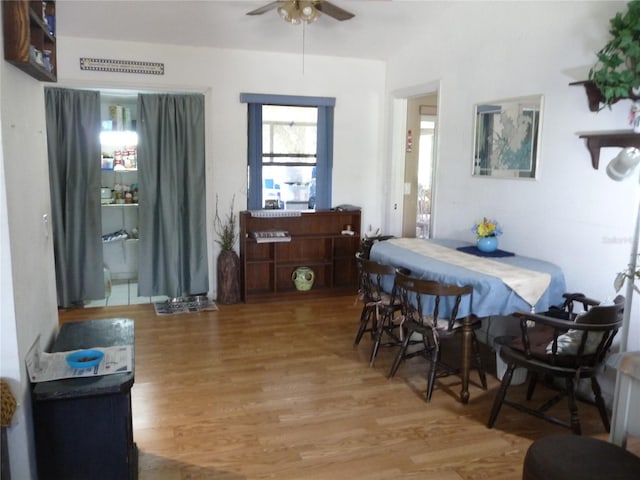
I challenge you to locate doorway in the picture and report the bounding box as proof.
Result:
[401,93,438,238]
[46,87,207,308]
[417,111,436,238]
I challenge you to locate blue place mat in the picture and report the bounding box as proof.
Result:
[456,246,515,258]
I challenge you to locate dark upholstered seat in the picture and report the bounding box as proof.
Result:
[523,434,640,480]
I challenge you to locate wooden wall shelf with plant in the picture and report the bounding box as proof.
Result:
[572,1,640,167]
[587,0,640,110]
[570,80,640,112]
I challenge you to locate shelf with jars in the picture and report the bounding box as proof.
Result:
[2,0,57,82]
[100,116,139,281]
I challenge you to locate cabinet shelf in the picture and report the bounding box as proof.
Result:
[577,130,640,169]
[3,0,57,82]
[103,238,138,245]
[276,259,332,267]
[240,210,361,303]
[246,232,359,241]
[246,258,274,264]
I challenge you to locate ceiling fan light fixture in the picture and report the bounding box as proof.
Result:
[276,0,320,25]
[300,2,320,23]
[247,1,354,23]
[277,4,293,22]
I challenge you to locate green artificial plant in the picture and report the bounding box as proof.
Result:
[214,194,238,251]
[588,0,640,108]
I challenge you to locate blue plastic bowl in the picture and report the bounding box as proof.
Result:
[66,349,104,369]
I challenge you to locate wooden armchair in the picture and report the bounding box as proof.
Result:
[487,296,624,434]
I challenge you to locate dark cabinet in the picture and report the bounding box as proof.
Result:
[240,210,361,302]
[32,318,137,480]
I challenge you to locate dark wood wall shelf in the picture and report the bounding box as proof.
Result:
[577,130,640,169]
[240,210,361,303]
[570,80,639,112]
[3,0,57,82]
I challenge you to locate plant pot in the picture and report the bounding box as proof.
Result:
[217,250,241,304]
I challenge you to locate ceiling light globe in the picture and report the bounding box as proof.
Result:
[277,6,290,20]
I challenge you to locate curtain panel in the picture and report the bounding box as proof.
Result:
[137,93,208,298]
[45,88,103,307]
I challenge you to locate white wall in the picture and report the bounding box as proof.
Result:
[2,3,637,476]
[384,1,639,352]
[56,38,387,296]
[1,33,386,478]
[0,7,60,477]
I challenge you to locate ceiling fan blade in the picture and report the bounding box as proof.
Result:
[246,1,282,16]
[314,1,355,21]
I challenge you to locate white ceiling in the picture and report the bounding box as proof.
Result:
[56,0,443,61]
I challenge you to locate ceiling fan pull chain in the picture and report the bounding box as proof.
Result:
[302,21,306,75]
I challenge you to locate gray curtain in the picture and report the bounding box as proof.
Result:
[137,93,208,297]
[45,88,103,307]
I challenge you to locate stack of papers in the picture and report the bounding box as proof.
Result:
[26,342,133,383]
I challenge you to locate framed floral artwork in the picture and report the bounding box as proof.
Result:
[472,94,543,179]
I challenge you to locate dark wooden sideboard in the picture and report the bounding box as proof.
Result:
[240,210,361,302]
[32,318,137,480]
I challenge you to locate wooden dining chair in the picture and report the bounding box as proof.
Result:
[487,296,624,434]
[353,253,402,366]
[388,269,487,401]
[543,292,601,320]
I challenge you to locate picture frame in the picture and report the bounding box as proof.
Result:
[472,94,543,179]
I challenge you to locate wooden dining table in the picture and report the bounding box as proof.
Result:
[369,237,566,404]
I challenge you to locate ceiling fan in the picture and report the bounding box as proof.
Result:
[247,1,355,24]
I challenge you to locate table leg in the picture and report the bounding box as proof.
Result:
[460,316,473,404]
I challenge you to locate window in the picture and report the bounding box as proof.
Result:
[262,105,317,210]
[240,93,335,210]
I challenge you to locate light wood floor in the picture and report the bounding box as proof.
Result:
[59,296,638,479]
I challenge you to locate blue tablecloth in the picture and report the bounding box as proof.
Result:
[369,238,566,319]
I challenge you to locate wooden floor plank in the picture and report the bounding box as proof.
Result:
[59,296,638,479]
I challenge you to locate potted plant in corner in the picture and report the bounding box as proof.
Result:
[587,0,640,110]
[214,195,241,304]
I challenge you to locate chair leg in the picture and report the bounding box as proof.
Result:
[590,376,611,432]
[526,372,539,400]
[425,340,439,402]
[388,329,412,378]
[471,333,487,389]
[487,363,515,428]
[565,377,582,435]
[369,311,385,367]
[354,306,373,347]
